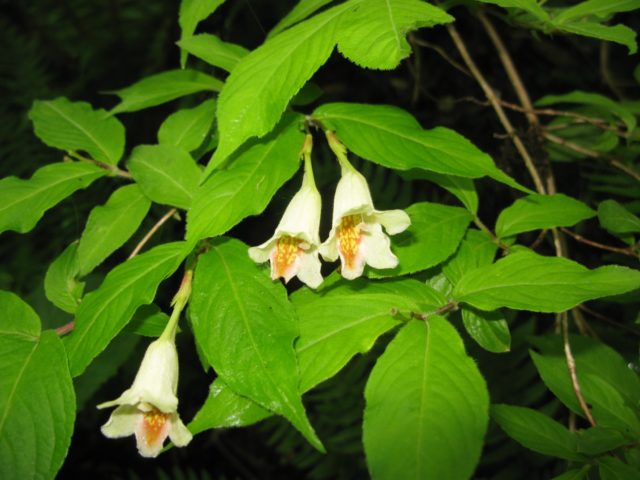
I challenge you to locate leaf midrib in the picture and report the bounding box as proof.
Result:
[0,340,38,435]
[416,321,431,479]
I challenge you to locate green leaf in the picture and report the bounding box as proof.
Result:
[208,3,348,174]
[77,184,151,276]
[187,114,304,242]
[269,0,334,37]
[530,336,640,435]
[598,199,640,234]
[406,170,478,213]
[65,241,188,377]
[559,21,638,55]
[178,0,226,67]
[461,307,511,353]
[0,293,75,479]
[491,404,583,460]
[29,98,125,165]
[442,229,497,285]
[495,193,595,238]
[577,426,630,455]
[364,318,489,479]
[598,456,640,480]
[128,145,202,209]
[0,291,40,338]
[337,0,453,69]
[190,238,323,451]
[44,242,85,313]
[124,305,171,337]
[476,0,549,21]
[177,34,248,72]
[453,250,640,312]
[109,70,222,114]
[0,162,106,235]
[551,467,591,480]
[294,278,445,392]
[554,0,640,24]
[368,202,473,278]
[312,102,529,190]
[537,90,636,133]
[158,99,216,152]
[189,379,270,435]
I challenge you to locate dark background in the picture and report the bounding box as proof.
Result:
[1,0,638,478]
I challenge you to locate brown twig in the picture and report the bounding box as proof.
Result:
[446,24,547,194]
[66,152,132,179]
[560,227,636,257]
[473,216,509,251]
[55,320,75,336]
[561,312,597,427]
[412,37,471,77]
[578,304,640,337]
[128,208,178,259]
[544,132,640,182]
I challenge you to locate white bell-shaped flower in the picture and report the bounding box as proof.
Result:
[249,135,323,288]
[320,132,410,279]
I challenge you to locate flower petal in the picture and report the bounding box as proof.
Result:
[319,230,339,262]
[135,409,171,458]
[101,405,140,438]
[275,182,322,245]
[372,209,411,235]
[332,169,374,224]
[248,238,276,263]
[362,223,399,270]
[168,414,193,447]
[296,250,323,288]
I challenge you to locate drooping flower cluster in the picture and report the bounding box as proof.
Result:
[98,271,194,458]
[249,132,410,287]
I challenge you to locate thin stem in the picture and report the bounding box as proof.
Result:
[544,133,640,182]
[578,304,640,337]
[161,269,193,342]
[128,208,178,259]
[55,320,75,336]
[560,228,636,257]
[473,216,509,251]
[561,312,597,427]
[478,10,538,127]
[446,24,546,194]
[411,37,471,77]
[66,152,132,179]
[325,130,354,173]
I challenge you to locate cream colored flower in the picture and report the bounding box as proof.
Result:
[98,272,193,457]
[320,132,410,279]
[249,135,323,288]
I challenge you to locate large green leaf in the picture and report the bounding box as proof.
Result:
[337,0,452,69]
[65,241,188,377]
[406,170,478,213]
[109,70,222,114]
[558,21,638,55]
[598,199,640,234]
[453,250,640,312]
[442,229,497,285]
[491,404,584,460]
[177,35,248,72]
[0,162,106,235]
[190,238,323,451]
[476,0,549,21]
[461,307,511,353]
[189,379,271,435]
[0,293,75,480]
[269,0,334,37]
[128,144,202,209]
[187,114,304,242]
[44,242,85,314]
[368,202,472,278]
[158,99,217,152]
[29,98,125,165]
[294,278,445,392]
[178,0,226,67]
[554,0,640,25]
[313,102,528,190]
[77,184,151,276]
[207,3,349,175]
[364,317,489,479]
[352,1,453,64]
[495,193,595,238]
[598,456,640,480]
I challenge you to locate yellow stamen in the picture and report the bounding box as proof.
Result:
[337,215,362,269]
[142,409,169,447]
[273,236,302,278]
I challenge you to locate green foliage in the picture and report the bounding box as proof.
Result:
[364,318,489,479]
[177,35,248,72]
[0,292,75,480]
[190,237,323,451]
[158,99,217,152]
[598,199,640,234]
[44,242,85,313]
[178,0,227,67]
[461,307,511,353]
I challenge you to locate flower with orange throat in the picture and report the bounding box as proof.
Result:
[319,132,410,279]
[249,135,323,288]
[98,272,193,457]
